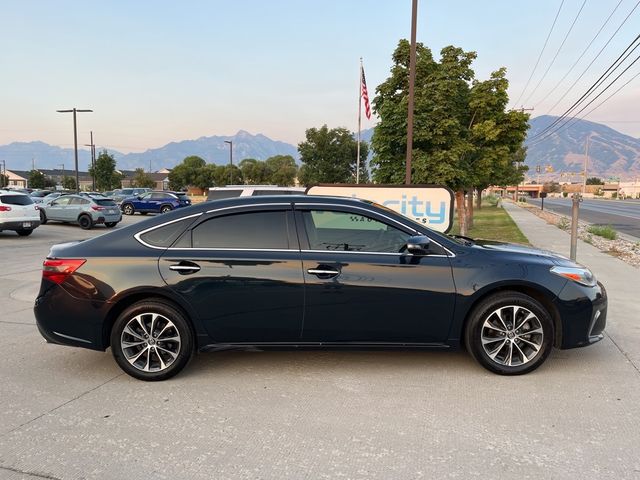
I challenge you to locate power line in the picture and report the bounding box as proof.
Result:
[524,0,588,106]
[528,33,640,142]
[511,0,565,108]
[533,0,624,107]
[544,0,640,114]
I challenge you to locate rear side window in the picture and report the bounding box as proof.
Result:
[0,195,34,205]
[139,217,195,248]
[95,199,117,206]
[69,197,89,205]
[191,211,289,249]
[207,190,242,201]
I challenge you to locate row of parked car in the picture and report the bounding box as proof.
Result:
[0,187,192,237]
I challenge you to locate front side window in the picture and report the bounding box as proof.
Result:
[191,211,289,249]
[303,210,410,253]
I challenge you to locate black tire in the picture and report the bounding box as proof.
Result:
[464,292,554,375]
[140,212,148,216]
[160,205,172,214]
[78,214,93,230]
[16,229,33,236]
[40,210,47,224]
[110,300,194,381]
[122,203,134,215]
[105,222,118,228]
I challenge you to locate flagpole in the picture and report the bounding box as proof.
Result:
[357,58,362,184]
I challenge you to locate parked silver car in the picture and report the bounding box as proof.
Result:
[40,194,122,230]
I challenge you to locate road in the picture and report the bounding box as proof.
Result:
[1,214,639,479]
[528,197,640,240]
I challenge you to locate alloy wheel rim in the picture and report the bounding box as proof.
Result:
[121,313,181,372]
[481,305,544,367]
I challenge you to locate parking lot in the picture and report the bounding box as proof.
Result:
[1,216,640,480]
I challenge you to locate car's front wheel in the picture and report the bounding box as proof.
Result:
[111,300,194,381]
[465,292,554,375]
[122,204,134,215]
[105,222,118,228]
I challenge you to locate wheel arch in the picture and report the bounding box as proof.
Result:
[457,282,563,349]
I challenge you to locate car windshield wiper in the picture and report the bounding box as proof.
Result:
[449,234,475,246]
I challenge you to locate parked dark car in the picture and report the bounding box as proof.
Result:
[121,191,191,215]
[34,195,607,381]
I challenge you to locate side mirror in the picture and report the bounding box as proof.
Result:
[137,196,143,200]
[405,235,431,255]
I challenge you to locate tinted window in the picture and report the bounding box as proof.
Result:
[69,197,88,205]
[150,193,165,200]
[207,190,242,201]
[192,211,289,249]
[95,199,117,206]
[139,217,195,248]
[303,210,410,253]
[0,195,34,205]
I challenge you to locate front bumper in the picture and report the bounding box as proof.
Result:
[554,280,607,349]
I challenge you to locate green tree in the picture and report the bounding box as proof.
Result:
[0,173,8,188]
[239,158,271,185]
[586,177,604,185]
[265,155,298,186]
[62,176,77,190]
[298,125,368,185]
[89,150,121,191]
[371,40,528,234]
[132,168,156,188]
[28,170,46,189]
[168,156,207,190]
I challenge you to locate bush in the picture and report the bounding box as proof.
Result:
[485,194,499,206]
[557,217,570,230]
[587,225,617,240]
[562,192,568,198]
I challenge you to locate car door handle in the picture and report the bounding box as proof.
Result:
[307,265,340,279]
[169,262,201,274]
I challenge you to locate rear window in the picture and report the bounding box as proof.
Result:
[0,195,34,206]
[207,190,242,201]
[95,199,117,206]
[138,217,195,248]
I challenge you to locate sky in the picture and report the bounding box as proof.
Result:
[1,0,639,154]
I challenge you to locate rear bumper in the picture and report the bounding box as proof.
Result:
[0,219,41,230]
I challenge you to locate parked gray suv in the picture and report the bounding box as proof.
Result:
[40,194,122,230]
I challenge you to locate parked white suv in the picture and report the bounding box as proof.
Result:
[0,191,41,236]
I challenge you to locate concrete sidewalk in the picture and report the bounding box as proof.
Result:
[503,201,640,375]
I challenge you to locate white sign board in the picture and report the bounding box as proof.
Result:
[306,185,454,233]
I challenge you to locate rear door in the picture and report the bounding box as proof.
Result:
[158,204,305,343]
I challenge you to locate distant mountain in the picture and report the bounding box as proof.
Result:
[0,131,299,172]
[525,115,640,180]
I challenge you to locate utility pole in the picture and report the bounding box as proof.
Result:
[511,106,534,201]
[224,140,233,185]
[405,0,418,185]
[0,160,6,188]
[583,134,591,195]
[84,131,96,191]
[57,108,93,193]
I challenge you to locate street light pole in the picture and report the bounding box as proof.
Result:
[405,0,418,185]
[57,108,93,193]
[84,131,96,191]
[583,134,591,195]
[224,140,233,185]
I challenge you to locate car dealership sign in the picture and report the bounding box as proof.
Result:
[306,184,454,233]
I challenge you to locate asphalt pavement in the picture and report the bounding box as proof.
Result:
[528,197,640,240]
[0,210,639,479]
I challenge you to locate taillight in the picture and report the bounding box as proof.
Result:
[42,259,86,285]
[91,205,105,211]
[0,205,11,212]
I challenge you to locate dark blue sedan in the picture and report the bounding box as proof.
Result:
[121,191,191,215]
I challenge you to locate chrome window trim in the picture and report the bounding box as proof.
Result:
[295,202,456,258]
[301,249,450,258]
[166,247,295,253]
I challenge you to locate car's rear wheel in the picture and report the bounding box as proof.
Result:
[16,229,33,236]
[160,205,172,213]
[40,210,47,224]
[78,214,93,230]
[111,300,194,381]
[465,292,554,375]
[122,204,134,215]
[105,222,117,228]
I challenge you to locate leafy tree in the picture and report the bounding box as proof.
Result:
[132,168,156,189]
[371,40,528,235]
[239,158,271,185]
[89,150,121,191]
[0,173,7,188]
[586,177,604,185]
[265,155,298,186]
[543,181,561,193]
[28,170,46,189]
[298,125,368,185]
[168,156,207,190]
[62,176,76,190]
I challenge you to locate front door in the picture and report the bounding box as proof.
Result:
[159,206,305,343]
[296,207,456,344]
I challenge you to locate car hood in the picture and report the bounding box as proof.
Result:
[472,239,573,265]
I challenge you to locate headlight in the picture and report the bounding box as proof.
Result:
[550,266,597,287]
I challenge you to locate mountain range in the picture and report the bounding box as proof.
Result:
[1,119,638,180]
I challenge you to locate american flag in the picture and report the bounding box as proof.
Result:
[361,65,371,120]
